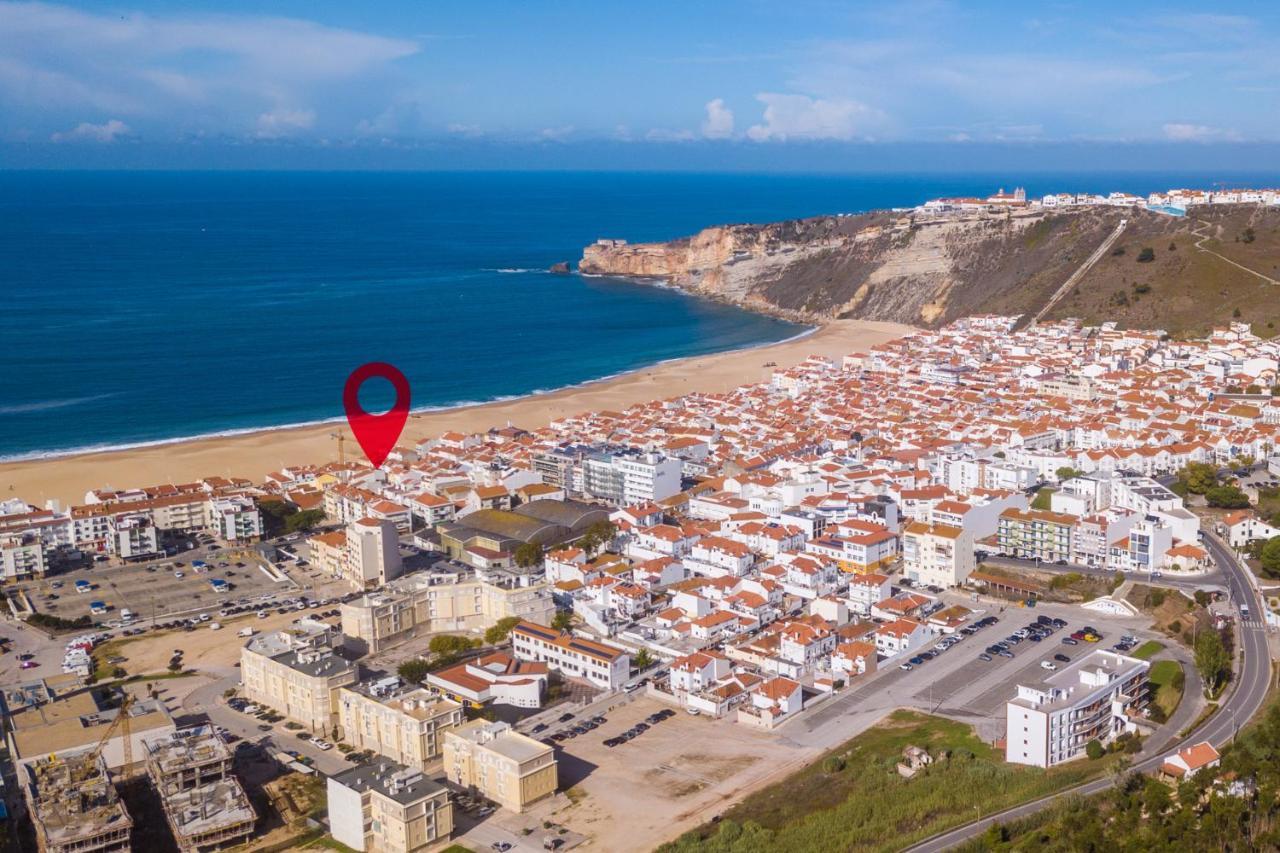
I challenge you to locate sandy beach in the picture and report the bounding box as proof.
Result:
[0,319,912,507]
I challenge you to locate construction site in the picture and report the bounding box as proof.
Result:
[144,726,257,853]
[10,680,257,853]
[22,751,133,853]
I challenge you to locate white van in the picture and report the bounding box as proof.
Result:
[209,622,222,631]
[238,627,256,637]
[120,609,136,623]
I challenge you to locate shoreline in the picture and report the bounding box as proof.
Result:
[0,321,821,466]
[0,319,912,507]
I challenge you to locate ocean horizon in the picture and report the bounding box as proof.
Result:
[4,169,1279,461]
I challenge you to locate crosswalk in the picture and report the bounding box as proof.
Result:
[1240,619,1265,630]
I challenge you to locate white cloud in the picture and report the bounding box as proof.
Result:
[446,123,483,137]
[0,2,417,138]
[255,108,315,138]
[746,93,885,142]
[50,118,130,143]
[1162,122,1240,142]
[539,126,574,141]
[701,98,734,139]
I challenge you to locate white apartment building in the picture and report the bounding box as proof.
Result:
[1006,650,1149,768]
[510,621,631,690]
[346,517,403,589]
[1,533,46,580]
[901,521,975,588]
[208,496,263,542]
[582,450,682,505]
[112,514,160,560]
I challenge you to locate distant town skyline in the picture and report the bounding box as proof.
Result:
[3,0,1280,169]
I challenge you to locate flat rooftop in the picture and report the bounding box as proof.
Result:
[145,725,233,774]
[1010,649,1148,712]
[331,761,447,806]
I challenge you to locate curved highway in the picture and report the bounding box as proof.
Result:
[908,531,1272,852]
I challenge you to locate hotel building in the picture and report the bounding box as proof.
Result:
[510,620,630,689]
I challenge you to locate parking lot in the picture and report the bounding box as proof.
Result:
[17,546,304,623]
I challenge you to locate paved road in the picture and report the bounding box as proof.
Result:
[909,531,1272,852]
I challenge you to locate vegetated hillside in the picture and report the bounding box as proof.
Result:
[580,205,1280,335]
[1047,205,1280,337]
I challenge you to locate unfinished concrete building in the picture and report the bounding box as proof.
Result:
[143,726,256,852]
[23,751,132,853]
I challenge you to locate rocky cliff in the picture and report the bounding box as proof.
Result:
[579,205,1280,334]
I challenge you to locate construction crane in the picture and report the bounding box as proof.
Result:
[329,431,346,464]
[91,692,134,775]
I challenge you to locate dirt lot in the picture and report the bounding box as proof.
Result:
[541,697,820,852]
[95,606,343,675]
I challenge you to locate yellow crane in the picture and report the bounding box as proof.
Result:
[329,431,346,464]
[91,692,134,774]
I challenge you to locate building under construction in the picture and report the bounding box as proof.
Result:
[22,751,133,853]
[143,726,256,853]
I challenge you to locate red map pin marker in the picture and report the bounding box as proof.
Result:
[343,362,411,468]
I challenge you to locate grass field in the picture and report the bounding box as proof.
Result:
[1131,640,1165,660]
[1149,659,1186,721]
[657,710,1122,853]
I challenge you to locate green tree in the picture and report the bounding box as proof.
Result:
[513,542,543,569]
[1259,537,1280,578]
[398,658,431,683]
[1243,226,1256,244]
[1085,739,1105,760]
[1136,247,1155,263]
[284,509,326,533]
[484,616,522,645]
[428,633,479,668]
[633,648,655,671]
[1205,484,1250,509]
[551,610,573,631]
[1194,629,1230,694]
[1177,462,1219,495]
[1055,466,1084,482]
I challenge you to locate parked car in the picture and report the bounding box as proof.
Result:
[1054,653,1071,663]
[978,653,993,662]
[899,663,914,671]
[1040,661,1057,671]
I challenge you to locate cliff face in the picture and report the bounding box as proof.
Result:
[580,206,1272,334]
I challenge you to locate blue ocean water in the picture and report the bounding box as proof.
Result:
[1,170,1275,460]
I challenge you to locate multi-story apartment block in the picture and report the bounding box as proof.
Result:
[338,679,464,771]
[344,517,404,590]
[208,495,263,543]
[996,508,1077,564]
[582,449,682,505]
[328,762,454,853]
[510,620,631,689]
[240,619,359,733]
[1006,650,1149,767]
[442,720,558,813]
[1,533,46,580]
[340,561,555,656]
[901,521,975,588]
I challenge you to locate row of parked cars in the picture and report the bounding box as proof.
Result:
[603,708,676,747]
[977,615,1069,661]
[899,618,999,671]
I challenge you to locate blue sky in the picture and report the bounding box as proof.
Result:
[3,0,1279,169]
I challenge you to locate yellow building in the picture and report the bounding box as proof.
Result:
[338,682,463,771]
[340,561,555,656]
[239,620,359,734]
[442,720,557,813]
[328,762,453,853]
